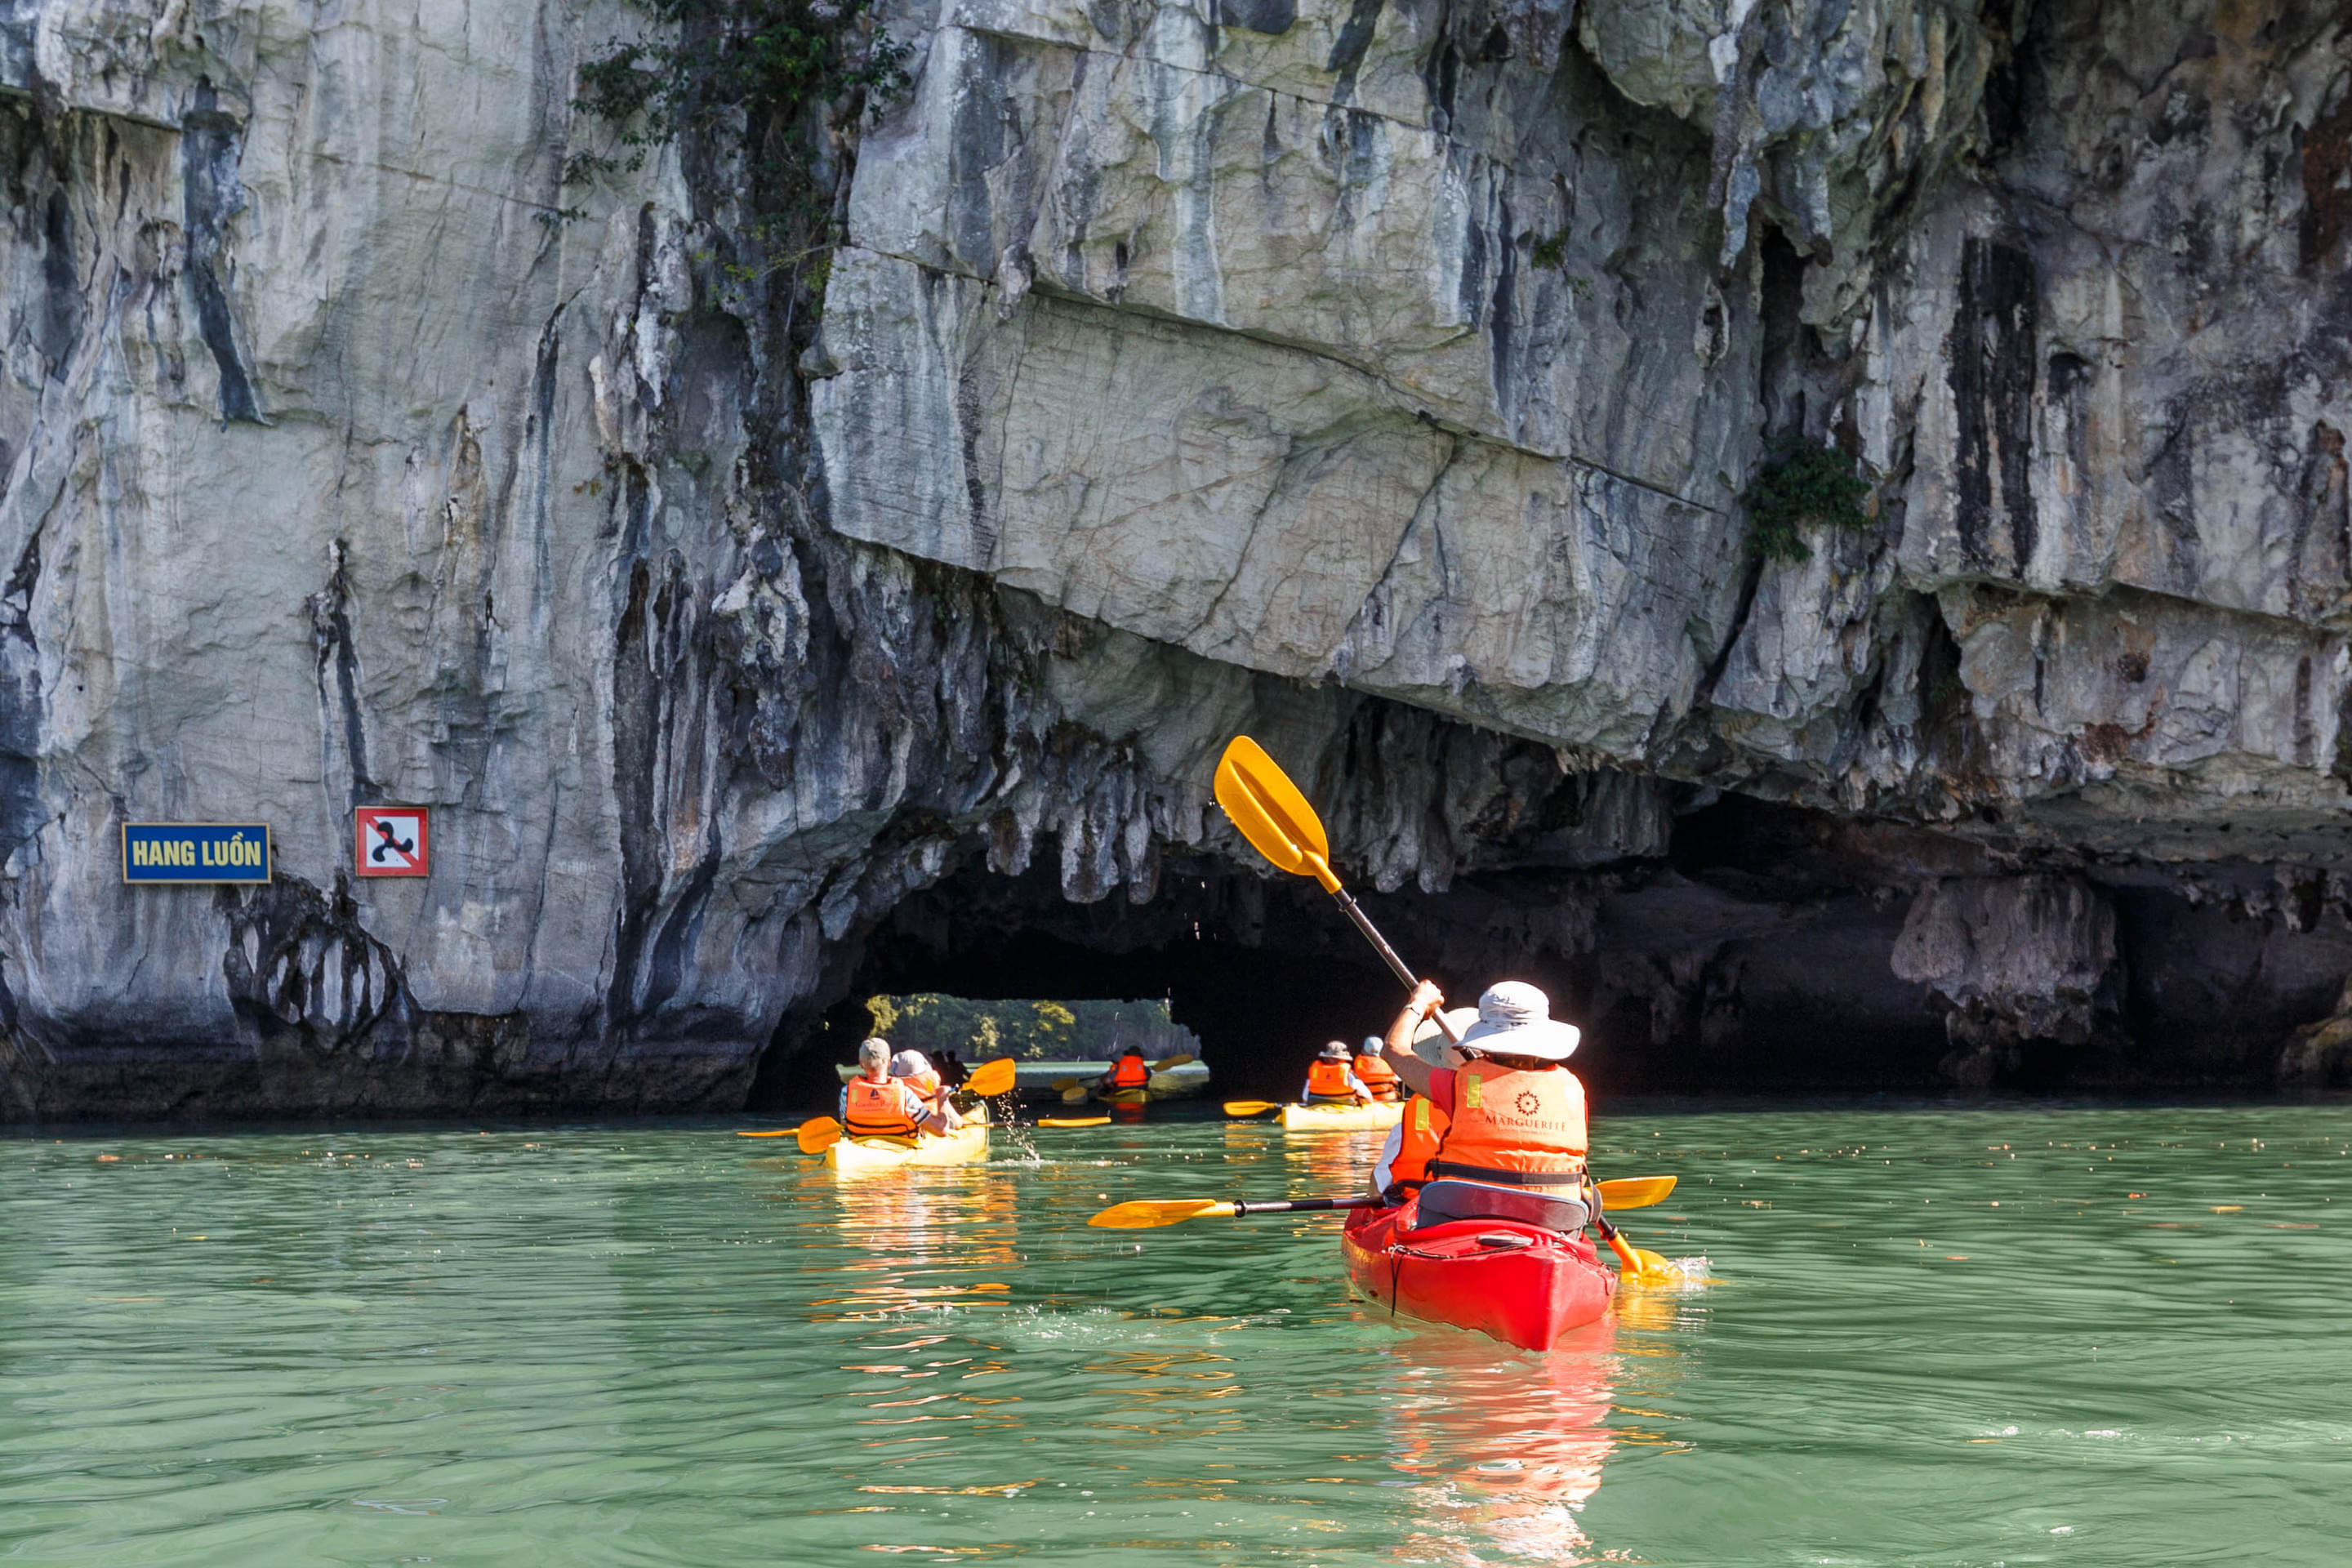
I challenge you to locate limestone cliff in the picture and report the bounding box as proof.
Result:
[4,0,2352,1118]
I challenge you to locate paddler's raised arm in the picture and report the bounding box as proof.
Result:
[1383,980,1446,1098]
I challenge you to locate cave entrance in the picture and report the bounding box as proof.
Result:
[748,855,1410,1112]
[746,795,1977,1116]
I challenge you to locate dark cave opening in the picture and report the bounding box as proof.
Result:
[749,857,1412,1110]
[746,796,1989,1115]
[743,791,2352,1116]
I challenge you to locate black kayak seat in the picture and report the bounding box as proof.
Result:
[1418,1178,1589,1236]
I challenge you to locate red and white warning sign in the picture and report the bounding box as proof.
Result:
[354,806,430,878]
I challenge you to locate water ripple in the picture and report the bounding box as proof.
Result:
[2,1102,2346,1564]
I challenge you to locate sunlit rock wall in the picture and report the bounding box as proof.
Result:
[813,0,2352,1078]
[3,0,2352,1116]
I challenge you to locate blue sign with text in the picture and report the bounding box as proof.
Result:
[122,823,272,884]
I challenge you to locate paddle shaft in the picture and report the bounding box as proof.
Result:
[1593,1214,1646,1276]
[1329,882,1463,1044]
[1092,1176,1671,1229]
[1226,1196,1384,1218]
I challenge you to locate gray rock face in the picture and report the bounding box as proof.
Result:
[2,0,2351,1117]
[1891,874,2118,1082]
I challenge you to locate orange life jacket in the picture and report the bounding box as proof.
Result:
[1111,1053,1150,1089]
[1353,1054,1401,1102]
[1428,1062,1587,1186]
[844,1076,923,1138]
[1304,1058,1357,1102]
[1387,1087,1451,1193]
[900,1069,943,1099]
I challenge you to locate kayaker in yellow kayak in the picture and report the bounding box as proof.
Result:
[1370,981,1587,1202]
[1300,1040,1374,1105]
[1099,1048,1152,1094]
[890,1049,947,1100]
[843,1039,959,1138]
[1352,1036,1402,1102]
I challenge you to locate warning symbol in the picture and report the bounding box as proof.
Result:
[354,806,430,878]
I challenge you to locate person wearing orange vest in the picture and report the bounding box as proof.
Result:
[1103,1049,1152,1092]
[841,1038,956,1138]
[1301,1040,1372,1104]
[1370,981,1586,1202]
[1352,1036,1402,1102]
[891,1049,946,1101]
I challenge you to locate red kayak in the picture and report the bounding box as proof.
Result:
[1342,1189,1615,1352]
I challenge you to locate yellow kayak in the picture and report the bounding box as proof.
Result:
[1279,1101,1404,1134]
[826,1121,989,1174]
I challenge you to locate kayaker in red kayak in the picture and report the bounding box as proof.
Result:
[1301,1040,1374,1104]
[844,1039,959,1138]
[1340,981,1610,1350]
[1370,979,1587,1201]
[1352,1036,1402,1102]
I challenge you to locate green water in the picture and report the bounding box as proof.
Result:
[2,1103,2346,1566]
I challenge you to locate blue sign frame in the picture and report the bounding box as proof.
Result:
[122,823,272,884]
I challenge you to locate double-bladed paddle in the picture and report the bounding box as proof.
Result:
[734,1058,1018,1149]
[1089,1176,1676,1230]
[1210,736,1674,1282]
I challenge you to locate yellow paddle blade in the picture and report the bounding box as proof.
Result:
[1151,1052,1197,1071]
[1222,1099,1282,1117]
[1625,1248,1679,1285]
[795,1117,844,1156]
[1060,1085,1089,1103]
[1215,737,1340,894]
[1596,1176,1677,1211]
[1088,1199,1233,1229]
[964,1058,1017,1097]
[1038,1116,1111,1129]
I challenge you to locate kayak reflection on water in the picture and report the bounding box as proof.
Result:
[810,1169,1021,1322]
[1278,1121,1383,1187]
[1382,1323,1619,1566]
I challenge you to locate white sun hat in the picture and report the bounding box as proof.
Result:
[889,1049,932,1077]
[1410,981,1580,1063]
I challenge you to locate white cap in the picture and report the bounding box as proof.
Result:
[889,1049,931,1077]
